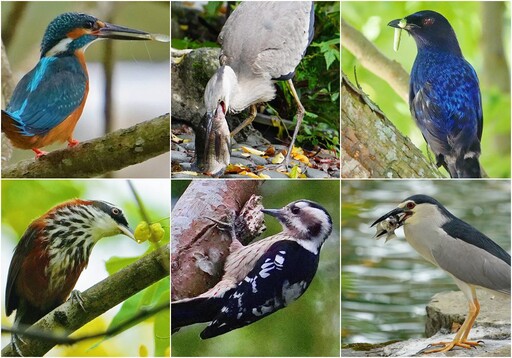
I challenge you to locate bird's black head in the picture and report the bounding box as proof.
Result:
[40,12,150,58]
[91,200,131,230]
[388,10,462,55]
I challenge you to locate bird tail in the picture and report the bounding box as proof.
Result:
[171,297,222,332]
[448,156,482,178]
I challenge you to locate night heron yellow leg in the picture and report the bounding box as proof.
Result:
[424,296,481,353]
[230,104,257,137]
[284,79,305,166]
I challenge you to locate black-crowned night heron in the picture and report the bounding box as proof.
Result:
[203,1,314,167]
[371,194,511,353]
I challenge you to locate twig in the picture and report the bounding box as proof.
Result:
[2,114,170,178]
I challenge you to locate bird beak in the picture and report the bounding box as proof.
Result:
[387,18,407,29]
[97,22,152,41]
[261,208,283,220]
[118,224,136,241]
[388,18,408,52]
[371,207,405,227]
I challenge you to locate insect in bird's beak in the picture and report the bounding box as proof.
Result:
[96,22,169,42]
[388,18,408,52]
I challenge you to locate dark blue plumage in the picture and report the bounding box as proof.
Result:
[389,10,483,178]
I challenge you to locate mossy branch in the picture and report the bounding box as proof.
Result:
[2,114,170,178]
[1,244,170,357]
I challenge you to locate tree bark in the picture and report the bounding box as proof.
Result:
[341,72,442,178]
[171,180,264,300]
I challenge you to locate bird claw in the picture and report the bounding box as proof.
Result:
[67,138,79,147]
[70,290,86,311]
[32,148,48,158]
[12,333,26,356]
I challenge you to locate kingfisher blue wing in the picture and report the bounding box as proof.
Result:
[200,240,319,339]
[6,56,87,136]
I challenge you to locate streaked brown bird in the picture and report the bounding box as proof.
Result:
[5,199,135,354]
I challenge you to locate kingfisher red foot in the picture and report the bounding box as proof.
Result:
[1,12,155,159]
[5,199,136,355]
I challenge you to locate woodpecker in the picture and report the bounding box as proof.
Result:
[5,199,135,354]
[171,199,332,338]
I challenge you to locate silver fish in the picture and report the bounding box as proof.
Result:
[373,214,401,242]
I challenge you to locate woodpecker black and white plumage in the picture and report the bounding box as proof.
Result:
[171,199,332,339]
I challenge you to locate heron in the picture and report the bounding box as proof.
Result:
[203,1,315,169]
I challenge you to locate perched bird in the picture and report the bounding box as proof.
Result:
[202,1,315,172]
[5,199,135,354]
[388,11,483,178]
[372,194,510,353]
[2,12,154,158]
[172,199,332,338]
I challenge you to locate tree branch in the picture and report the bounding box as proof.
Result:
[341,72,442,178]
[1,244,170,357]
[171,180,263,300]
[341,17,409,103]
[2,114,170,178]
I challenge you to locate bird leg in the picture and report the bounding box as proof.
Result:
[70,289,86,311]
[230,104,257,137]
[423,298,481,353]
[284,79,305,167]
[32,148,48,158]
[67,138,80,147]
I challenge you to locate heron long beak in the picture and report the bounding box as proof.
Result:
[371,207,405,227]
[97,22,152,40]
[118,224,136,241]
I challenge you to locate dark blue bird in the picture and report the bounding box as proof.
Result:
[2,12,153,158]
[388,10,483,178]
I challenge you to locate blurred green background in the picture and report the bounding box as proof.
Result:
[171,180,340,357]
[341,180,511,344]
[342,1,511,178]
[1,180,170,356]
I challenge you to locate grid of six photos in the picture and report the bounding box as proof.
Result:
[0,1,510,357]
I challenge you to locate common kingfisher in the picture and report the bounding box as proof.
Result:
[2,12,154,158]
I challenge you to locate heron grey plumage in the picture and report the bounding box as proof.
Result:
[203,1,315,170]
[372,194,511,353]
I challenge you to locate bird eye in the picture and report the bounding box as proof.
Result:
[291,206,300,215]
[112,208,120,215]
[406,202,416,209]
[84,21,95,29]
[422,17,435,26]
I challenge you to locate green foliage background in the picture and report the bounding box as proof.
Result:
[171,181,340,357]
[1,180,170,357]
[342,1,511,177]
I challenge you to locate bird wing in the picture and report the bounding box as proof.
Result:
[6,56,87,136]
[200,239,319,339]
[430,222,510,294]
[5,226,40,316]
[410,55,482,156]
[219,1,314,80]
